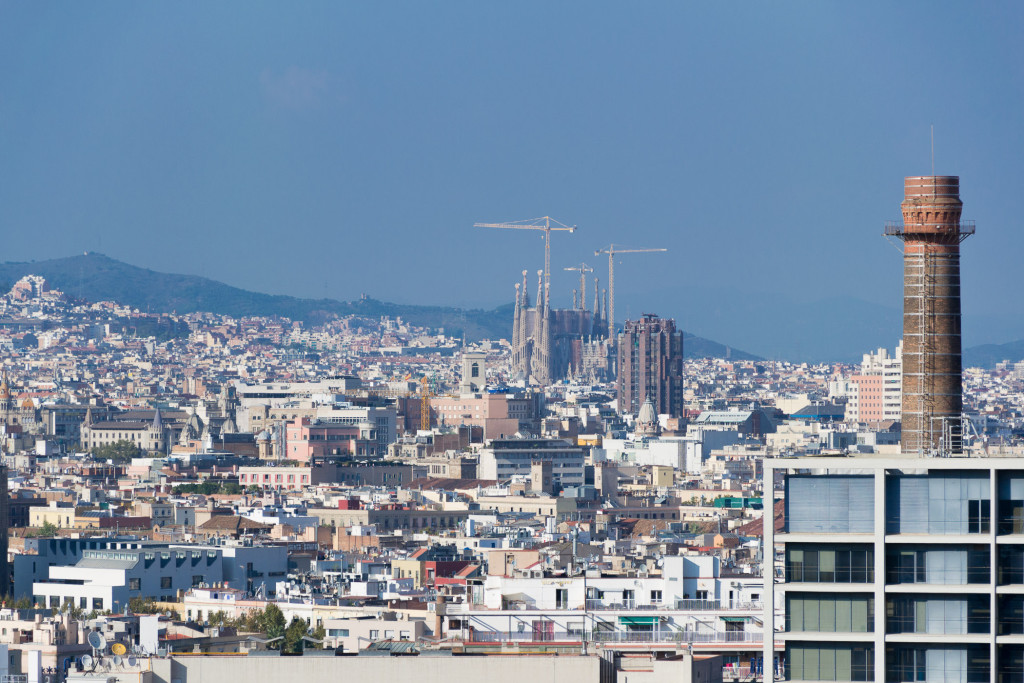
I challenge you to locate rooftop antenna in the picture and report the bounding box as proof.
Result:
[931,124,935,178]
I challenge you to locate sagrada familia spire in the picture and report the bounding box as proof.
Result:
[510,269,612,386]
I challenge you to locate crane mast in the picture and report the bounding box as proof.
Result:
[420,376,431,431]
[563,262,593,310]
[594,245,668,336]
[475,216,577,308]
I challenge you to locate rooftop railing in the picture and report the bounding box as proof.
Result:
[448,599,764,613]
[462,630,764,645]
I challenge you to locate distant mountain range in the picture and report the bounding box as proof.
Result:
[963,340,1024,369]
[0,253,759,360]
[636,282,1024,366]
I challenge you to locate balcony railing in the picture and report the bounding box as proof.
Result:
[450,599,764,613]
[586,599,762,611]
[592,630,763,644]
[884,220,976,241]
[463,630,763,645]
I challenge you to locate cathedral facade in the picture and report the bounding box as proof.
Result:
[510,270,614,386]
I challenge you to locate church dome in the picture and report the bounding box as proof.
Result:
[637,398,657,425]
[635,398,660,437]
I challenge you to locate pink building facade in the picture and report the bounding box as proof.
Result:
[284,417,378,463]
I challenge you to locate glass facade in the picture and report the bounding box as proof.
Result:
[998,546,1024,585]
[999,474,1024,534]
[786,545,873,583]
[885,472,990,535]
[885,595,989,635]
[884,646,989,683]
[885,545,989,585]
[998,646,1024,683]
[998,596,1024,636]
[786,594,874,633]
[786,475,874,533]
[785,643,873,682]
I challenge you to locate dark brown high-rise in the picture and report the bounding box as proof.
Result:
[0,465,8,596]
[885,176,974,454]
[616,314,684,418]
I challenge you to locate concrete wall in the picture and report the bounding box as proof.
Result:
[153,654,603,683]
[617,655,722,683]
[151,653,719,683]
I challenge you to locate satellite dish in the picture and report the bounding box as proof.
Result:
[127,656,138,668]
[112,655,123,667]
[111,643,127,656]
[81,655,94,670]
[88,632,107,650]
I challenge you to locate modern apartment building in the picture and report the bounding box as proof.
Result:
[763,455,1024,682]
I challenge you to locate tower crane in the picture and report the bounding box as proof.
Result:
[420,376,432,431]
[475,216,576,308]
[563,263,593,310]
[594,245,668,336]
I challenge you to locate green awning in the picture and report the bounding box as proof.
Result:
[618,616,662,626]
[721,616,749,622]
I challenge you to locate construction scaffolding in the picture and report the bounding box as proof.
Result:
[884,176,974,455]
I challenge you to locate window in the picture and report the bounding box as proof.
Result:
[886,596,990,635]
[886,546,989,585]
[786,594,874,633]
[886,472,990,534]
[93,598,103,610]
[999,596,1024,635]
[650,590,663,603]
[129,578,141,591]
[885,646,989,683]
[999,475,1024,534]
[787,643,874,681]
[787,545,874,583]
[968,500,991,534]
[327,629,349,637]
[1000,546,1024,585]
[369,630,379,640]
[786,475,874,533]
[160,577,172,589]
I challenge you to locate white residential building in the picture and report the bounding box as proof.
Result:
[478,438,585,488]
[32,544,287,612]
[845,341,902,423]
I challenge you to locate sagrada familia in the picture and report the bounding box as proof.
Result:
[509,269,615,386]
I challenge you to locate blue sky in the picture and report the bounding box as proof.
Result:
[1,2,1022,357]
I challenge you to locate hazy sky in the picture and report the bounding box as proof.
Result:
[2,3,1023,352]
